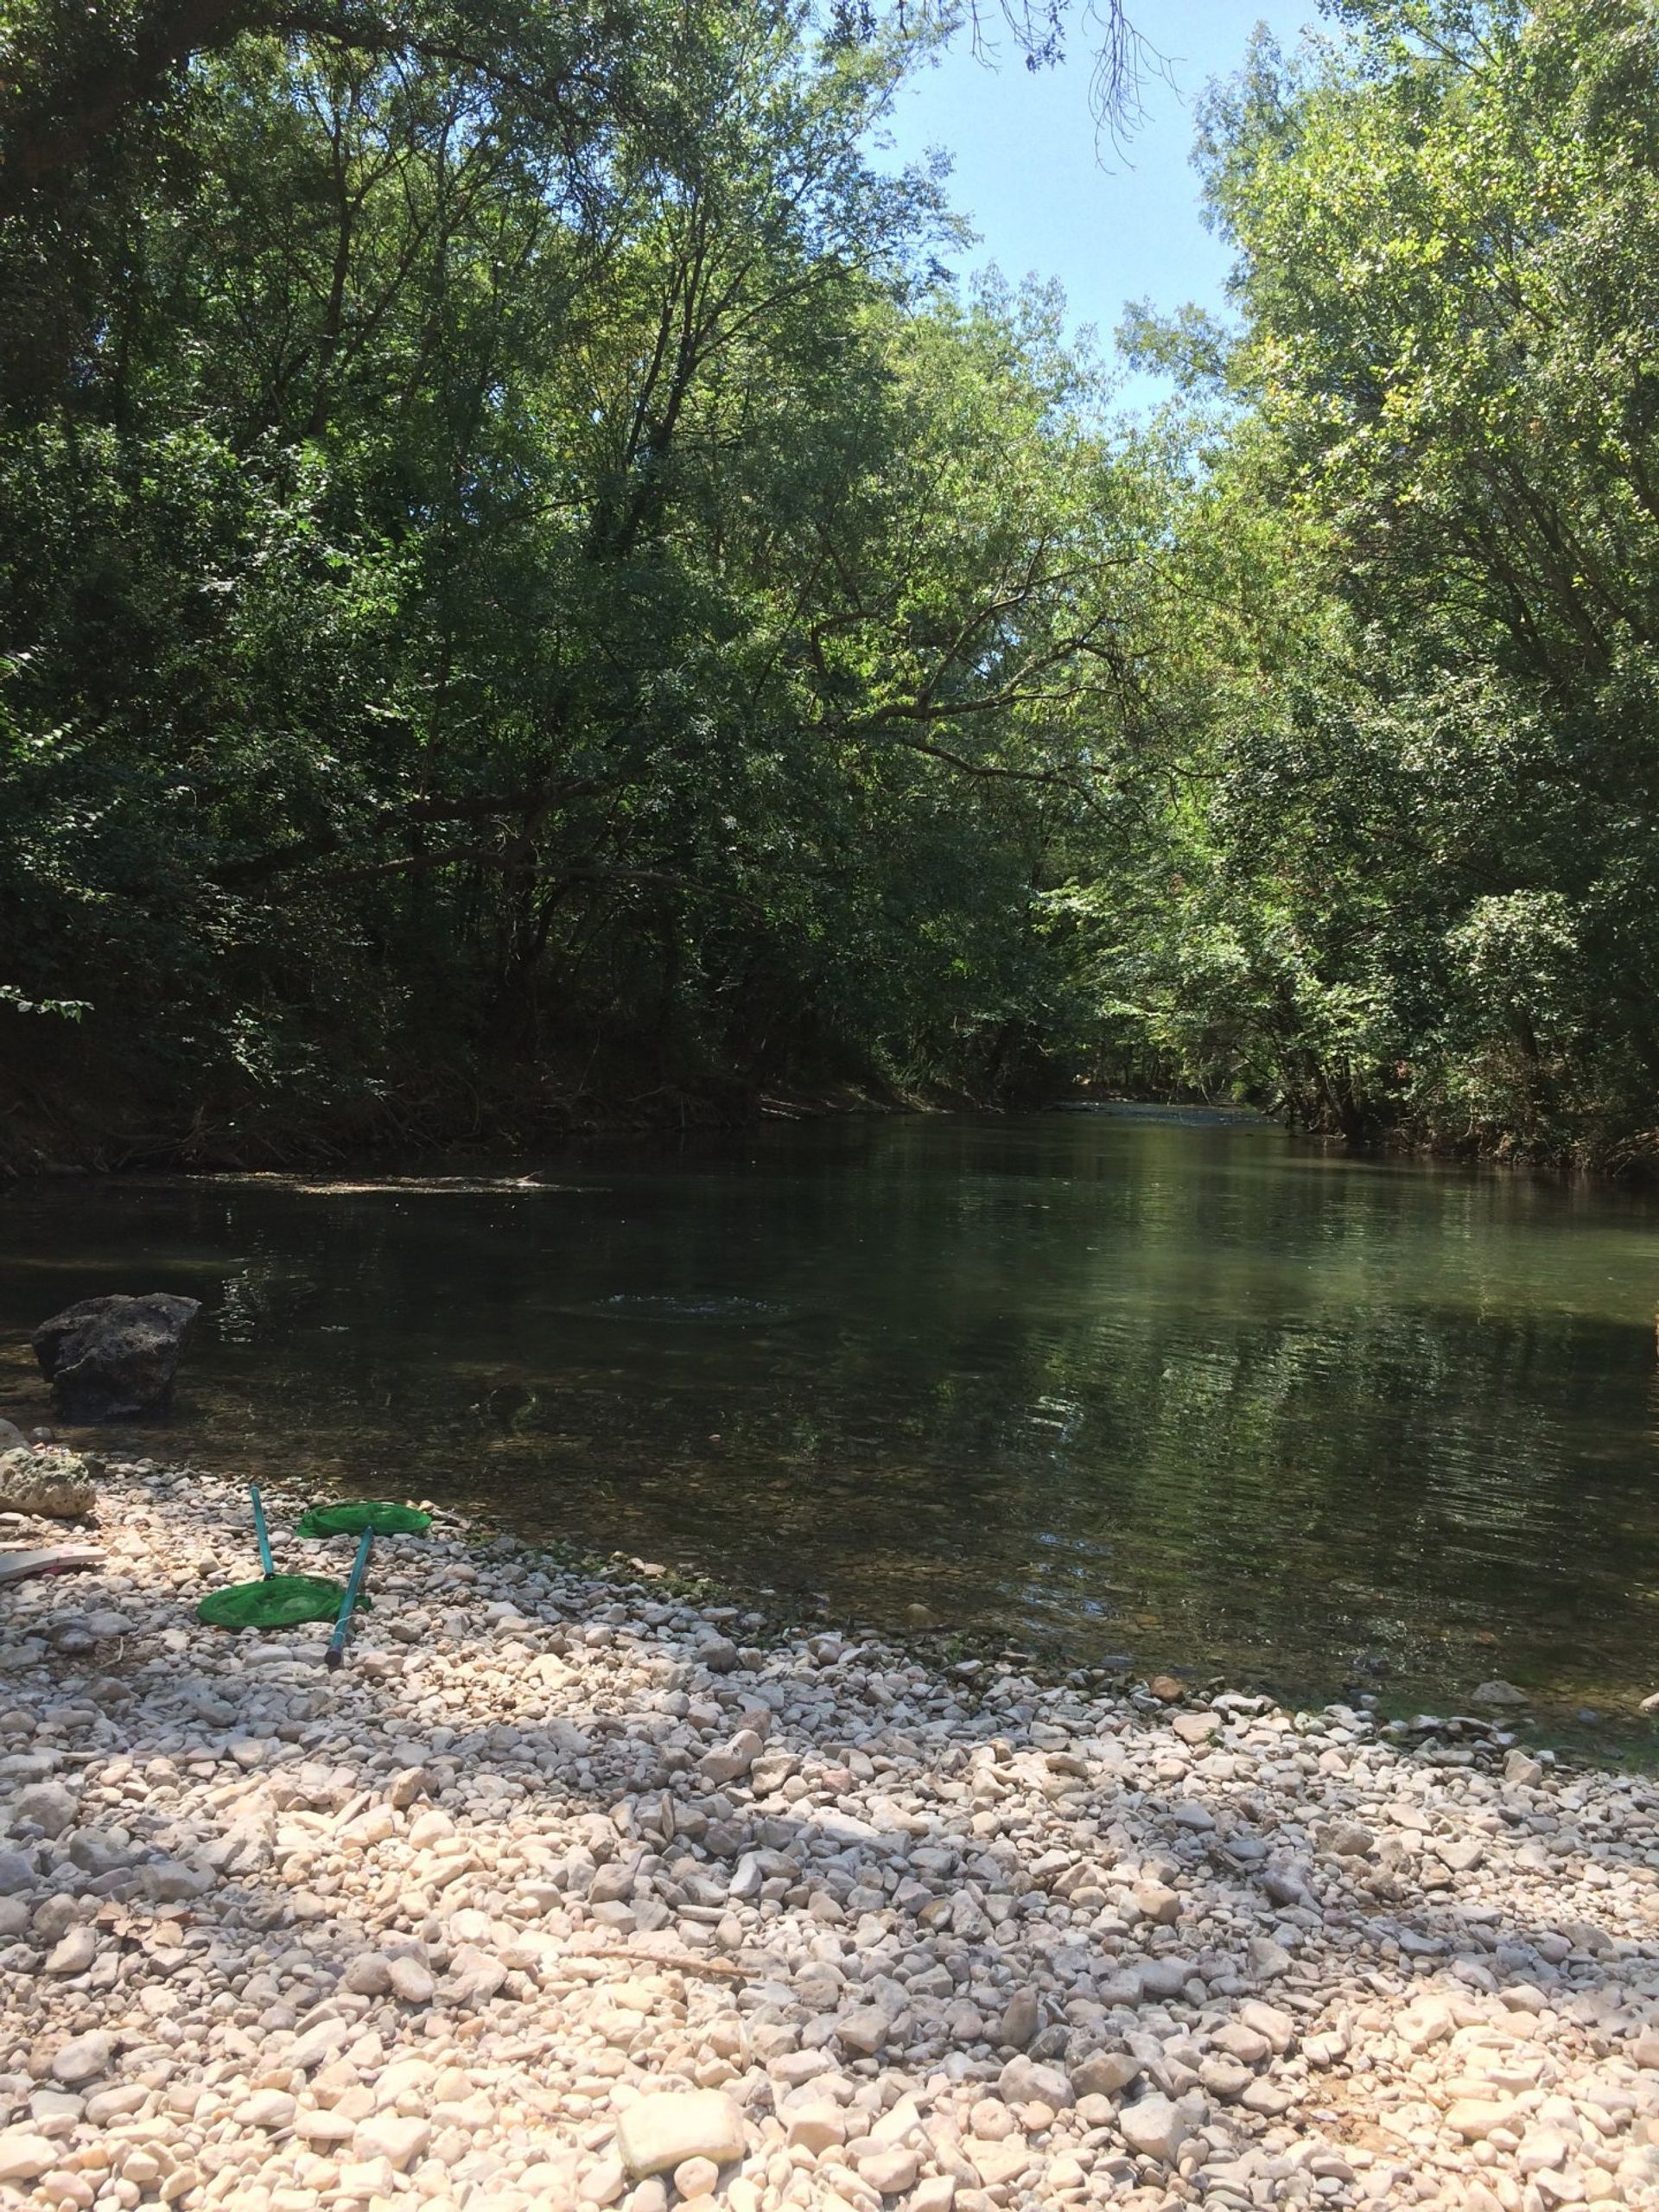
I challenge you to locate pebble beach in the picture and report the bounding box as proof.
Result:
[0,1459,1656,2212]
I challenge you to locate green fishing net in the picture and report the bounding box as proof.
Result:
[295,1500,432,1538]
[197,1574,372,1630]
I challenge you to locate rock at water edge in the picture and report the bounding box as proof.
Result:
[32,1293,201,1421]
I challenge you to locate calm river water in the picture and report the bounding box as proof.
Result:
[3,1110,1658,1742]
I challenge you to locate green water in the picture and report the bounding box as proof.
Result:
[3,1110,1658,1743]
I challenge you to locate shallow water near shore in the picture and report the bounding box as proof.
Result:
[3,1109,1659,1749]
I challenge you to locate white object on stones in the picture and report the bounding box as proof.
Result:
[0,1547,103,1586]
[616,2092,747,2179]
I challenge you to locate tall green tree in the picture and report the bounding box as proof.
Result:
[0,0,1164,1159]
[1075,0,1659,1166]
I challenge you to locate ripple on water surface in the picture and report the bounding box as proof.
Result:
[581,1294,803,1325]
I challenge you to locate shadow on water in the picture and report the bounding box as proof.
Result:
[3,1111,1659,1749]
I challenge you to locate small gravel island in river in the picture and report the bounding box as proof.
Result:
[0,1459,1655,2212]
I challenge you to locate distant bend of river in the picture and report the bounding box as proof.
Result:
[3,1109,1658,1751]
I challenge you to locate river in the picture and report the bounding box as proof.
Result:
[3,1109,1657,1745]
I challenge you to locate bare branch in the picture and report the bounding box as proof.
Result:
[966,2,1171,156]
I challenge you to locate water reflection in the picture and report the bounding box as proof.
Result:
[2,1114,1657,1740]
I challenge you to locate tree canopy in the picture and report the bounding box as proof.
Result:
[1070,0,1659,1168]
[0,0,1169,1158]
[7,0,1659,1171]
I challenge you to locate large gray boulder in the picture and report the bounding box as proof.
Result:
[32,1294,201,1420]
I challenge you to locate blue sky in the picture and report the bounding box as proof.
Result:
[878,3,1323,407]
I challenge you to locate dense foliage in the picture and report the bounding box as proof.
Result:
[1077,0,1659,1167]
[0,0,1165,1158]
[8,0,1659,1169]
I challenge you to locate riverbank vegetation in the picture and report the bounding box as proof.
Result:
[3,0,1658,1168]
[1085,0,1659,1171]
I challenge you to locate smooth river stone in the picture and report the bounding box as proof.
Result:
[617,2092,746,2178]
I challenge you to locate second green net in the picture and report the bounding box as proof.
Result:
[295,1501,433,1539]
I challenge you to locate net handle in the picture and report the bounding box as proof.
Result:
[326,1529,374,1670]
[251,1484,276,1580]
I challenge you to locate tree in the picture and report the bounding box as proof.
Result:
[1072,0,1659,1165]
[0,0,1166,1159]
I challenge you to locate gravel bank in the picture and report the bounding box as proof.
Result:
[0,1461,1656,2212]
